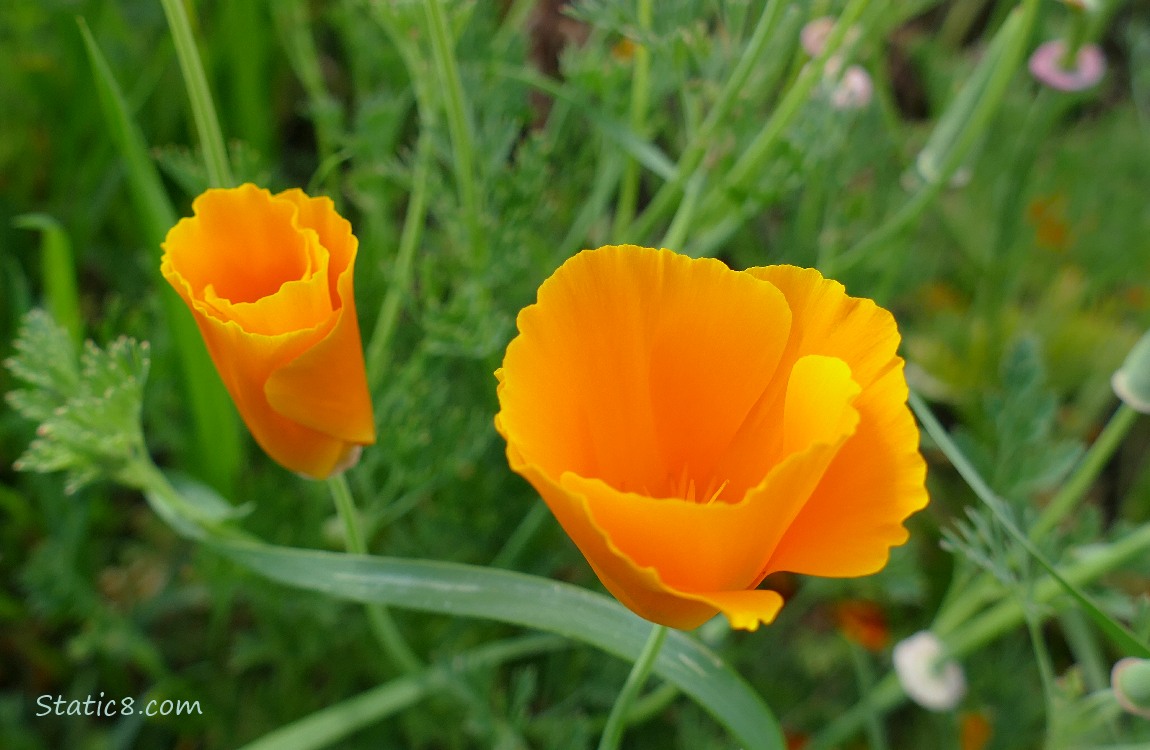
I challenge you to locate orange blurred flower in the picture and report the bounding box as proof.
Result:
[960,711,993,750]
[835,599,890,652]
[162,184,376,479]
[1026,192,1071,252]
[494,246,927,630]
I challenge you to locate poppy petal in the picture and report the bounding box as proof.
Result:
[186,313,353,478]
[498,246,792,498]
[744,265,927,577]
[766,360,927,576]
[559,355,859,591]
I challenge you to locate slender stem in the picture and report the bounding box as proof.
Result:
[626,0,787,241]
[622,682,679,727]
[366,130,432,391]
[612,0,653,238]
[597,624,668,750]
[1024,610,1058,740]
[847,641,889,750]
[659,174,703,250]
[326,474,423,675]
[718,0,869,193]
[423,0,483,258]
[159,0,234,187]
[1032,404,1139,539]
[830,0,1041,275]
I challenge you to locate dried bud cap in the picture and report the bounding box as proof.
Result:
[893,631,966,711]
[800,17,860,57]
[1112,329,1150,414]
[1028,40,1106,91]
[1112,657,1150,718]
[800,17,836,57]
[830,65,874,110]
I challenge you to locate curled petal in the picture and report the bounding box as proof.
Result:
[161,184,375,478]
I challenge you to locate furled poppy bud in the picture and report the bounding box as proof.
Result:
[162,184,376,479]
[495,246,927,630]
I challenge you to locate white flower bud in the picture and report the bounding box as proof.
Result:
[893,631,966,711]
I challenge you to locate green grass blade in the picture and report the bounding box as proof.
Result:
[79,18,240,493]
[12,213,82,348]
[237,635,565,750]
[213,540,786,750]
[159,0,234,187]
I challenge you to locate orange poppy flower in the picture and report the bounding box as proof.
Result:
[161,184,375,479]
[834,599,891,652]
[494,246,926,630]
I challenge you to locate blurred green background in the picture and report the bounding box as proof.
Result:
[3,1,1150,748]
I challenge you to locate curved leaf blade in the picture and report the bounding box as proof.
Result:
[213,539,786,750]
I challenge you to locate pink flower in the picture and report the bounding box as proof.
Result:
[1029,40,1106,92]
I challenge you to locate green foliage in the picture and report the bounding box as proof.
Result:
[5,310,149,493]
[952,337,1084,501]
[3,0,1150,748]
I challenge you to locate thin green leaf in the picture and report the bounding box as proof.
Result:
[12,214,82,348]
[158,0,234,187]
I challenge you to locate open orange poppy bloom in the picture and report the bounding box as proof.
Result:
[162,184,375,479]
[495,245,927,630]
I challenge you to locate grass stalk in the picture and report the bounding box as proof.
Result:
[159,0,234,187]
[611,0,653,238]
[423,0,483,258]
[327,473,423,676]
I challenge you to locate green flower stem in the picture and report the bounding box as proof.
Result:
[366,130,432,391]
[598,623,668,750]
[159,0,234,187]
[659,174,703,250]
[810,520,1150,749]
[1033,404,1140,539]
[717,0,870,193]
[626,0,787,242]
[327,474,423,676]
[829,0,1040,275]
[423,0,482,259]
[274,0,344,200]
[621,682,678,727]
[1024,609,1058,738]
[611,0,653,238]
[847,640,889,750]
[1061,1,1091,67]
